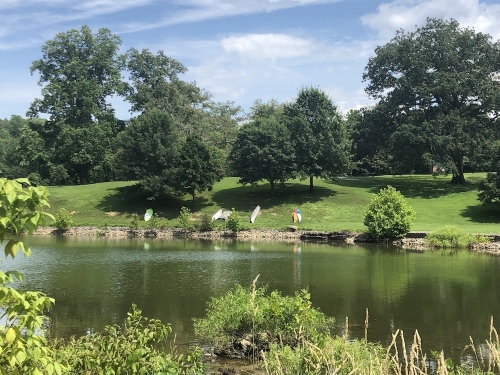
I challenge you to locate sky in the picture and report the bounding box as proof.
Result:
[2,0,500,120]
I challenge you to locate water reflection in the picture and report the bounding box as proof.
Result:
[5,236,500,362]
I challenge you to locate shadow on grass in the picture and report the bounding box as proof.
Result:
[331,176,480,199]
[211,182,336,211]
[97,183,214,219]
[461,203,500,224]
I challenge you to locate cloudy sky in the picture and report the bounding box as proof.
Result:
[1,0,500,120]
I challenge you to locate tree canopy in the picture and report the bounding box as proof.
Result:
[364,18,500,184]
[230,106,295,195]
[28,25,124,125]
[284,87,352,191]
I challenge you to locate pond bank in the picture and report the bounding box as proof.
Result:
[33,226,500,254]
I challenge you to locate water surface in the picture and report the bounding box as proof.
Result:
[6,236,500,360]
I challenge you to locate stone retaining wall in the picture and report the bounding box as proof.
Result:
[32,227,500,254]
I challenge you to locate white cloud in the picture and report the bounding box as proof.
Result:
[221,34,314,61]
[362,0,500,40]
[150,33,376,114]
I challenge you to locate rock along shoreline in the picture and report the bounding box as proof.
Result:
[32,226,500,255]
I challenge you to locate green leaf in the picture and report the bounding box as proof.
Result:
[6,327,16,344]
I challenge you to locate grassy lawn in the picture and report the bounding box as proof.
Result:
[44,173,500,233]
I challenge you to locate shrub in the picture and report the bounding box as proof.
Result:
[193,281,334,358]
[363,185,416,239]
[226,208,242,233]
[197,213,213,232]
[426,226,488,248]
[147,213,161,230]
[54,208,73,229]
[179,206,194,231]
[54,304,205,374]
[129,213,140,231]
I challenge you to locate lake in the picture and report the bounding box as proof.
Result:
[5,235,500,361]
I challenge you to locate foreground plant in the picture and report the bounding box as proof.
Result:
[54,304,205,375]
[0,177,65,374]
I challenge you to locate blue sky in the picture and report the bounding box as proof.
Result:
[2,0,500,120]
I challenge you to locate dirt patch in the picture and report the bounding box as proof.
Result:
[70,211,78,215]
[106,212,117,217]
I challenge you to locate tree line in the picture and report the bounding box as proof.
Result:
[2,18,500,202]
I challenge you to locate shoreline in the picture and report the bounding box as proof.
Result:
[33,226,500,255]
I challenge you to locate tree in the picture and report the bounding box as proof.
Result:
[364,18,500,184]
[176,134,222,205]
[28,25,124,125]
[0,178,66,373]
[478,141,500,204]
[0,116,30,179]
[125,48,210,132]
[230,115,295,195]
[26,26,125,184]
[116,109,180,198]
[284,87,352,191]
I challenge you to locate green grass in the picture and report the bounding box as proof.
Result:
[43,173,500,233]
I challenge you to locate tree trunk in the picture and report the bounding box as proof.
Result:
[270,180,275,197]
[451,157,465,184]
[309,175,314,192]
[192,192,196,209]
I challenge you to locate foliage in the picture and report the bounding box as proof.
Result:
[0,116,29,179]
[364,18,500,185]
[26,26,125,185]
[364,185,416,239]
[478,172,500,204]
[176,134,222,203]
[231,114,295,195]
[193,282,334,357]
[263,336,391,375]
[28,25,124,126]
[225,208,242,233]
[116,109,180,199]
[54,208,73,229]
[129,213,140,231]
[0,178,64,374]
[284,86,352,191]
[197,213,213,232]
[147,213,161,230]
[55,304,205,375]
[179,206,194,231]
[478,142,500,204]
[426,226,488,248]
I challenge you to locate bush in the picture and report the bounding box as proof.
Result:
[363,185,416,239]
[147,213,161,230]
[129,213,140,231]
[226,208,242,233]
[193,281,334,358]
[54,304,205,374]
[478,172,500,203]
[197,213,213,232]
[426,226,488,248]
[179,206,194,231]
[54,208,73,229]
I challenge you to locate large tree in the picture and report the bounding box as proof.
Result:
[28,25,124,125]
[284,87,352,191]
[230,110,295,195]
[26,26,125,184]
[364,18,500,184]
[125,48,210,132]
